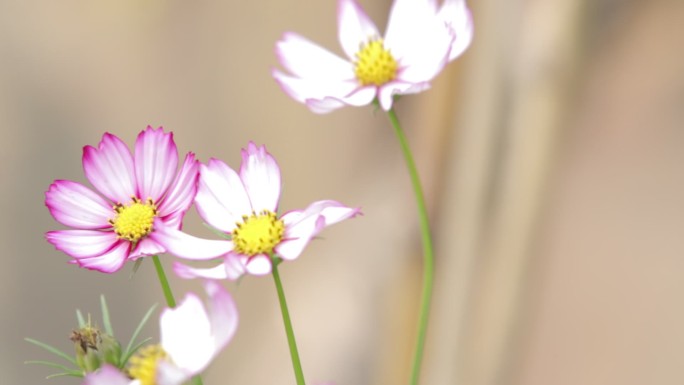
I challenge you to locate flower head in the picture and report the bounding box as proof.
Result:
[45,126,199,273]
[151,142,361,280]
[82,281,238,385]
[272,0,473,113]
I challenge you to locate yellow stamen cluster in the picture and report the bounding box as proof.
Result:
[110,197,157,242]
[354,39,398,86]
[232,210,285,256]
[127,344,168,385]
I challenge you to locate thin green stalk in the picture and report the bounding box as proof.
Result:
[271,258,306,385]
[152,255,176,308]
[151,256,204,385]
[386,108,435,385]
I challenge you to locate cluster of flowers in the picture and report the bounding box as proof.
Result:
[38,0,472,383]
[45,127,360,384]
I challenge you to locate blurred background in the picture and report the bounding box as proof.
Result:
[2,0,683,384]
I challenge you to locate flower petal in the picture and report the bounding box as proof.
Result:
[276,200,360,260]
[244,254,272,276]
[160,281,237,376]
[134,126,179,202]
[82,364,131,385]
[157,152,199,220]
[45,180,113,229]
[150,218,233,260]
[74,240,131,273]
[338,0,380,59]
[173,262,229,280]
[437,0,474,61]
[195,159,252,233]
[276,32,354,80]
[129,237,166,260]
[377,81,431,110]
[83,133,136,203]
[239,143,281,213]
[46,229,118,259]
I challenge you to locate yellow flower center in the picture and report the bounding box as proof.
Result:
[110,197,157,242]
[232,210,285,256]
[354,39,398,86]
[127,344,167,385]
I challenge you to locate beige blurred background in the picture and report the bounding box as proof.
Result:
[2,0,684,384]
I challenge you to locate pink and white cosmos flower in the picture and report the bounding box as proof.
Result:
[45,127,199,273]
[151,142,361,280]
[272,0,473,113]
[82,281,238,385]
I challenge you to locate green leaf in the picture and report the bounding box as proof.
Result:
[120,337,152,365]
[100,295,114,336]
[46,370,84,379]
[24,360,78,373]
[123,303,157,361]
[76,309,86,327]
[24,338,77,365]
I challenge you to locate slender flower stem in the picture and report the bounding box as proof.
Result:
[152,255,177,308]
[271,257,306,385]
[386,108,435,385]
[151,255,205,385]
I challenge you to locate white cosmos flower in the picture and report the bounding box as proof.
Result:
[272,0,473,113]
[82,281,238,385]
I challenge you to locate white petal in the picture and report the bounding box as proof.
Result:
[161,294,214,374]
[337,0,380,59]
[276,32,354,80]
[129,237,166,259]
[46,230,118,259]
[173,262,229,280]
[439,0,474,61]
[239,142,281,213]
[149,218,233,260]
[244,254,272,276]
[377,81,431,110]
[195,160,252,232]
[82,364,132,385]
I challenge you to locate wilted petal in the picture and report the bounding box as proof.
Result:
[337,0,380,58]
[173,262,229,280]
[83,133,136,203]
[135,126,178,202]
[150,218,233,260]
[45,180,112,229]
[239,143,281,213]
[378,81,431,110]
[195,159,252,233]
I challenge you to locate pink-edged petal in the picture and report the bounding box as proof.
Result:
[134,126,179,202]
[157,362,190,385]
[273,70,364,105]
[277,200,360,260]
[244,254,272,276]
[129,237,166,260]
[82,364,131,385]
[149,218,233,260]
[83,133,136,203]
[438,0,474,61]
[160,281,237,375]
[173,262,229,280]
[224,253,248,280]
[45,180,113,229]
[276,32,354,80]
[338,0,380,59]
[74,240,131,273]
[158,152,199,219]
[195,159,252,233]
[239,143,281,213]
[46,230,118,259]
[377,81,431,110]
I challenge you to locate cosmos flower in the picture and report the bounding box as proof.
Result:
[82,281,238,385]
[45,127,199,273]
[150,142,360,280]
[272,0,473,113]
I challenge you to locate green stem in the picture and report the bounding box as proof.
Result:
[151,255,204,385]
[271,258,306,385]
[152,255,176,308]
[386,108,435,385]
